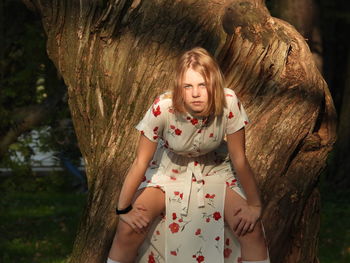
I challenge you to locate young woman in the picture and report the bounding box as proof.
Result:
[107,47,270,263]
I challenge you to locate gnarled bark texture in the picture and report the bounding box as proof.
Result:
[22,0,337,262]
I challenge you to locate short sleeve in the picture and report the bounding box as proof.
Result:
[225,91,250,134]
[135,96,167,143]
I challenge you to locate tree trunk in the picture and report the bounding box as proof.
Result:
[22,0,336,262]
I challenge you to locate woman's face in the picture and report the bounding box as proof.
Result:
[182,68,208,116]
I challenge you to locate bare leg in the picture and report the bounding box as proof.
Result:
[108,187,165,263]
[224,187,269,262]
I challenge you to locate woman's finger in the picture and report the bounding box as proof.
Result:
[235,220,246,236]
[241,222,251,236]
[134,203,148,211]
[135,217,148,228]
[133,219,144,230]
[134,210,150,225]
[232,216,242,232]
[129,221,141,234]
[249,220,257,232]
[233,207,242,216]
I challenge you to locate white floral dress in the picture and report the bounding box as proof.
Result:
[135,88,251,263]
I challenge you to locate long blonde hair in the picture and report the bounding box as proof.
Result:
[172,47,227,116]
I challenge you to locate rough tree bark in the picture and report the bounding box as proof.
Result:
[22,0,336,262]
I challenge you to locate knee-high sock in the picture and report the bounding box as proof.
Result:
[107,258,121,263]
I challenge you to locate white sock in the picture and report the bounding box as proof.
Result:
[107,258,120,263]
[242,259,270,263]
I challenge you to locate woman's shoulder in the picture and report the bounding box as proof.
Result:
[158,90,173,102]
[223,88,239,108]
[223,88,238,99]
[151,91,173,112]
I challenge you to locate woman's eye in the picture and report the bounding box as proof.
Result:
[184,85,192,89]
[199,83,206,87]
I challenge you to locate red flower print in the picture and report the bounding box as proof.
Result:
[191,118,198,125]
[174,191,180,195]
[148,252,155,263]
[170,125,175,129]
[142,175,146,182]
[194,161,199,166]
[244,120,248,125]
[172,213,177,220]
[153,135,158,140]
[153,126,159,133]
[228,179,237,186]
[228,111,234,119]
[205,193,215,199]
[170,176,177,180]
[175,128,182,135]
[196,255,205,263]
[206,218,210,223]
[195,228,201,235]
[225,238,230,246]
[192,177,197,182]
[237,256,243,263]
[156,230,160,235]
[169,222,180,233]
[179,218,183,222]
[152,105,161,117]
[197,129,202,133]
[168,108,175,114]
[179,193,183,199]
[172,169,179,173]
[215,236,220,241]
[154,97,160,105]
[209,133,214,137]
[187,116,191,120]
[170,251,177,256]
[213,211,222,221]
[224,248,232,258]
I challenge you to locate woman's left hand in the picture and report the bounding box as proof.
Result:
[232,204,261,236]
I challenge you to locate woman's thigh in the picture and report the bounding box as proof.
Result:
[224,187,248,232]
[131,187,166,223]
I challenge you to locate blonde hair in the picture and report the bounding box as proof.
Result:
[172,47,227,116]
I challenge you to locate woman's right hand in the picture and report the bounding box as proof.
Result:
[119,203,150,234]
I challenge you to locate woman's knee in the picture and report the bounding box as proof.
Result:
[115,220,147,247]
[237,221,265,244]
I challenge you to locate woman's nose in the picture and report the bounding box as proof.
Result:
[192,86,200,97]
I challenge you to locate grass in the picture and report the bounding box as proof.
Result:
[0,172,86,263]
[318,183,350,263]
[0,172,349,263]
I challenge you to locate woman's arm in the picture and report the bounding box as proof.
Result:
[116,135,158,232]
[226,128,261,207]
[227,128,262,235]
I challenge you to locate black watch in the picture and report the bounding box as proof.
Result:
[116,204,133,215]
